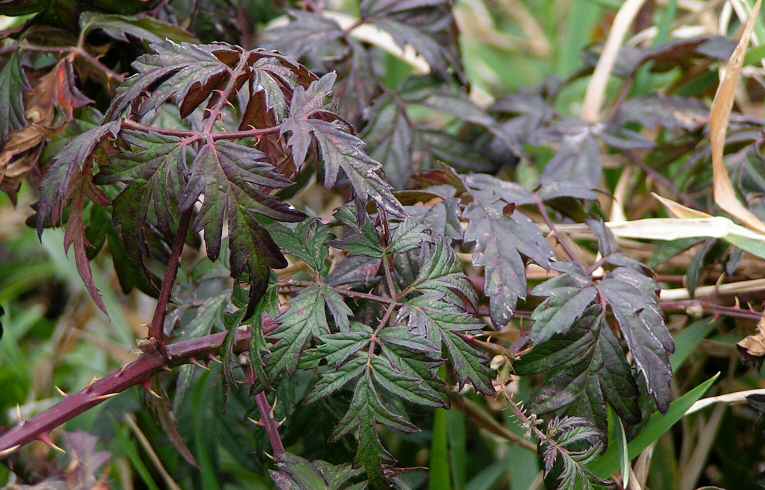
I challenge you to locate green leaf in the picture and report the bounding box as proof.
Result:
[404,240,476,306]
[615,414,629,489]
[588,373,719,479]
[389,218,429,255]
[403,295,492,394]
[97,130,191,238]
[270,285,352,375]
[332,208,384,258]
[79,11,196,44]
[370,355,446,408]
[270,453,365,490]
[648,238,704,268]
[0,52,28,148]
[268,218,333,276]
[307,324,446,409]
[334,374,413,486]
[249,283,281,388]
[306,356,368,404]
[540,416,607,490]
[309,323,373,368]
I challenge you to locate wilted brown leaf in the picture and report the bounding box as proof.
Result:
[738,316,765,361]
[0,58,92,199]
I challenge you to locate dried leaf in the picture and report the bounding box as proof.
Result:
[738,316,765,361]
[709,0,765,234]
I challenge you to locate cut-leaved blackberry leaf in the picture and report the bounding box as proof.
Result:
[598,267,674,412]
[270,285,352,376]
[464,187,553,326]
[517,306,641,434]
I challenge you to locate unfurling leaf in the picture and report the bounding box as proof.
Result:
[540,417,608,490]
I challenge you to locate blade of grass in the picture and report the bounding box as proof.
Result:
[115,425,161,490]
[616,414,630,489]
[588,373,719,478]
[671,318,717,372]
[429,408,452,490]
[192,370,220,490]
[581,0,646,122]
[556,0,601,76]
[686,388,765,415]
[466,461,506,490]
[124,414,182,490]
[447,410,466,489]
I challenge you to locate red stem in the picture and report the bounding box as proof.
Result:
[148,207,194,343]
[534,195,583,268]
[121,119,281,140]
[255,392,285,459]
[0,321,277,456]
[660,299,762,321]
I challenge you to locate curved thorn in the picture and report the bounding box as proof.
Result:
[0,445,20,458]
[38,433,65,454]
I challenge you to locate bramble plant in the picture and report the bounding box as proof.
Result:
[3,0,765,489]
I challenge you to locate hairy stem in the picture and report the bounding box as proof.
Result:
[148,207,194,344]
[660,299,762,321]
[448,395,536,452]
[0,321,277,457]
